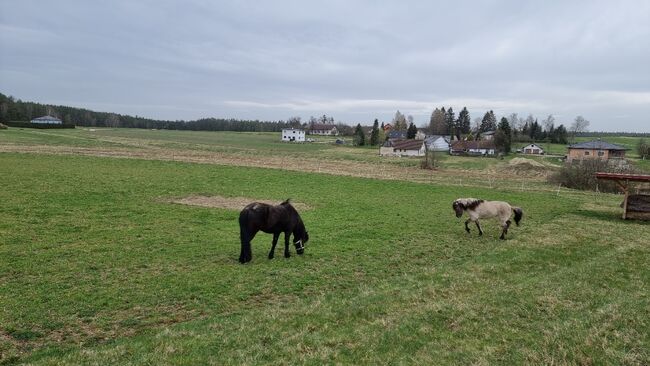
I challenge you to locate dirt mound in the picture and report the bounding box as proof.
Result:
[499,157,550,176]
[168,195,312,211]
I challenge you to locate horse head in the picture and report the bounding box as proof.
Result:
[452,200,465,218]
[293,222,309,255]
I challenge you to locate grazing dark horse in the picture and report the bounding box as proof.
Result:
[452,198,523,240]
[238,199,309,263]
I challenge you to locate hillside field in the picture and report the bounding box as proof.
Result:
[1,128,649,364]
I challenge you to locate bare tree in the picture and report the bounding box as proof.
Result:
[542,114,555,132]
[570,115,590,142]
[507,113,522,131]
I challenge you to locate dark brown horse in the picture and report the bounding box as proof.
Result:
[238,199,309,263]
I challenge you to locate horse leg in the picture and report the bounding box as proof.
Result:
[268,232,280,259]
[500,220,511,240]
[239,227,249,263]
[475,220,484,236]
[464,219,471,233]
[239,229,257,263]
[284,231,291,258]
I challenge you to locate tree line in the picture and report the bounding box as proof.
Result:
[0,93,296,132]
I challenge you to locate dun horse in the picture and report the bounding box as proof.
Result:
[238,199,309,263]
[452,198,523,240]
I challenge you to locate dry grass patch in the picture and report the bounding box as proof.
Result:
[168,195,312,211]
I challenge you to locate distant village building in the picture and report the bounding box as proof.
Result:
[309,124,338,136]
[382,123,393,131]
[380,139,426,157]
[424,135,451,152]
[521,143,545,155]
[566,140,627,162]
[480,130,496,140]
[281,128,305,142]
[31,115,62,124]
[450,140,497,156]
[414,131,426,140]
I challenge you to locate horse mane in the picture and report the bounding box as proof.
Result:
[455,198,484,210]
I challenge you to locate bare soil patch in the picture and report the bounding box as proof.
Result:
[169,195,312,211]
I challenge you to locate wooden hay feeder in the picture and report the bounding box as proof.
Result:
[595,172,650,220]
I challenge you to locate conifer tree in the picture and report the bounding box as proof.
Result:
[370,119,380,146]
[407,122,418,139]
[444,107,455,136]
[353,123,366,146]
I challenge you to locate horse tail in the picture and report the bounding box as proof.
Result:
[512,207,523,226]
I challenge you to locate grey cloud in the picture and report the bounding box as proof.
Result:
[1,0,649,131]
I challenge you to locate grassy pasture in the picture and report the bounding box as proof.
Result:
[1,129,649,365]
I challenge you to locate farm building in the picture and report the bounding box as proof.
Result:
[450,140,496,156]
[382,123,392,131]
[380,139,426,157]
[281,128,305,142]
[521,143,545,155]
[309,124,338,136]
[566,140,627,162]
[31,115,62,124]
[424,135,451,152]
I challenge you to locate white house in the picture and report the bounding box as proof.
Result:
[424,135,450,152]
[521,143,545,155]
[309,124,338,136]
[281,128,305,142]
[31,115,62,124]
[450,140,497,156]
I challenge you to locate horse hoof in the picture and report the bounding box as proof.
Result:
[268,254,274,259]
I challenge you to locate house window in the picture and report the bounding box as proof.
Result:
[598,151,605,157]
[584,151,590,155]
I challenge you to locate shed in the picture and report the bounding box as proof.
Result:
[595,172,650,220]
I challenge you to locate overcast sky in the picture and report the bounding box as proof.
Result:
[1,1,649,131]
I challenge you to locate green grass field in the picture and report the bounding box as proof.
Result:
[1,128,649,364]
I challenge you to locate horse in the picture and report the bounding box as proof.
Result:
[452,198,523,240]
[238,199,309,263]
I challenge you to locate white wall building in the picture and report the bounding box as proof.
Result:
[281,129,305,142]
[31,115,62,124]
